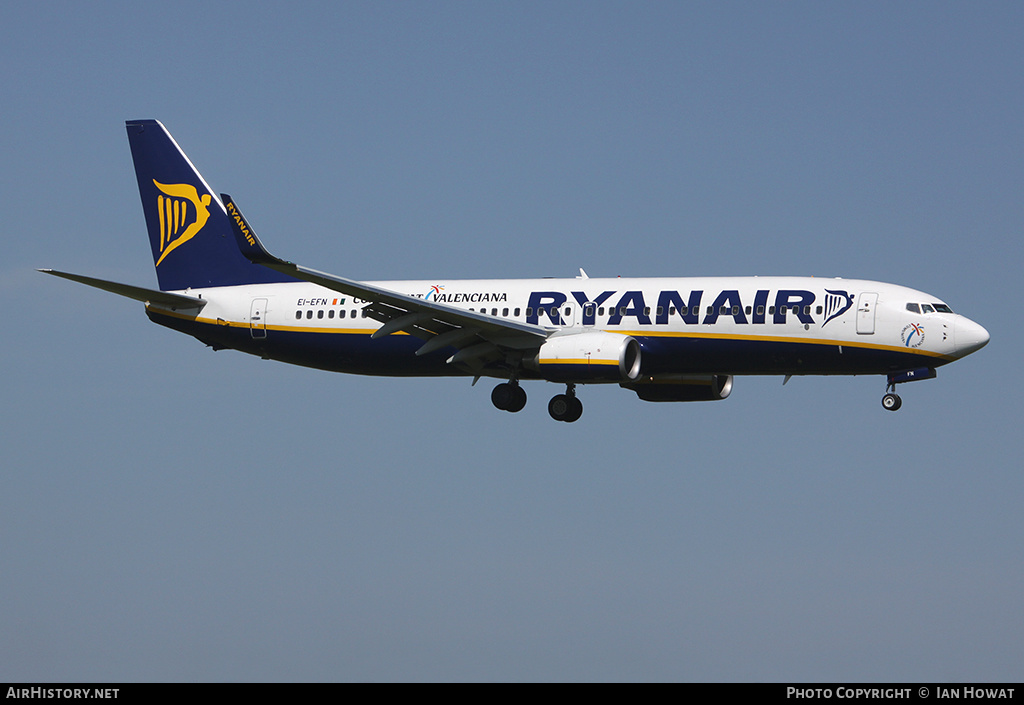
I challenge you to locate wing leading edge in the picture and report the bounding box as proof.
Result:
[221,194,551,369]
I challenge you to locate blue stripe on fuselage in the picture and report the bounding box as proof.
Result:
[149,309,946,380]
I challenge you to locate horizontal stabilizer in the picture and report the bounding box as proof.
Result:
[38,269,207,311]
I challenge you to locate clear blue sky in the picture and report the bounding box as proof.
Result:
[2,1,1021,681]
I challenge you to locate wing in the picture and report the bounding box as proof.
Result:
[222,194,552,370]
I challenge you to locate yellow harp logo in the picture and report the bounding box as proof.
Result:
[153,180,212,266]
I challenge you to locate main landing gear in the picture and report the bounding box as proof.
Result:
[491,381,527,413]
[548,383,583,423]
[491,380,584,422]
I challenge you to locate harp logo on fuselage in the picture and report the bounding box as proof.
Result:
[822,289,855,327]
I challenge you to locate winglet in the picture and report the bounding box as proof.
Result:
[221,193,291,268]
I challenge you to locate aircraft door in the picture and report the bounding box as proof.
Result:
[856,293,877,335]
[250,298,268,339]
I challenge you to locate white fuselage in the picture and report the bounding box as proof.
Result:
[149,275,989,380]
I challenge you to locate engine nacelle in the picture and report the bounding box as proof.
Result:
[625,374,734,402]
[531,332,642,382]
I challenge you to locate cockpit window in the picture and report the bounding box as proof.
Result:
[909,302,953,314]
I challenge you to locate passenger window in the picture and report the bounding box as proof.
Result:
[526,307,533,317]
[669,306,676,315]
[707,306,714,315]
[340,310,346,319]
[815,306,822,315]
[317,310,324,319]
[328,310,335,319]
[757,306,764,315]
[732,306,740,315]
[295,311,302,320]
[514,308,521,317]
[598,307,605,316]
[502,308,509,316]
[644,307,651,316]
[769,306,776,315]
[306,310,313,319]
[803,306,810,315]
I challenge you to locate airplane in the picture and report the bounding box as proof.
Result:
[42,119,990,422]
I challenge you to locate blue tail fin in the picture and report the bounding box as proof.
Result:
[126,119,295,291]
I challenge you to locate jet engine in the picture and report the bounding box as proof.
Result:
[531,332,642,382]
[624,374,734,402]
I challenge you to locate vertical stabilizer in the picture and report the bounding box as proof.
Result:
[126,119,295,291]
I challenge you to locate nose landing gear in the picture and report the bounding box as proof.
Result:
[881,391,902,411]
[881,367,937,411]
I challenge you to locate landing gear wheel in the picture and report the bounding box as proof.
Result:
[492,383,527,412]
[492,383,513,410]
[564,396,583,423]
[507,385,527,412]
[548,394,570,421]
[881,393,902,411]
[548,394,583,422]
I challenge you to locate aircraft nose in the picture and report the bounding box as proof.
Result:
[955,317,990,356]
